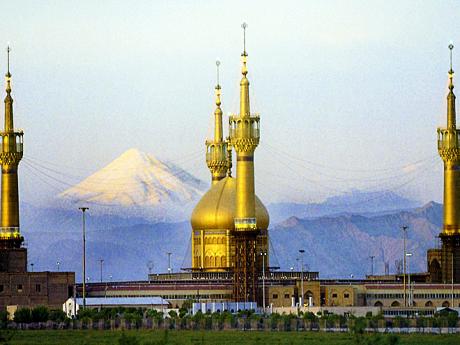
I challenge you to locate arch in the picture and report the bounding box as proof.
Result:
[374,301,383,307]
[213,237,217,244]
[221,256,226,267]
[205,256,210,267]
[442,301,450,308]
[425,301,433,307]
[304,290,314,299]
[391,301,400,307]
[213,256,218,267]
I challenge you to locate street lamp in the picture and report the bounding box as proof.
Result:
[79,207,89,309]
[260,251,267,311]
[167,252,172,274]
[99,259,104,283]
[406,253,412,306]
[56,261,60,272]
[401,226,409,307]
[299,249,305,308]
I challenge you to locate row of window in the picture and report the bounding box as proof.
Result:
[0,284,41,293]
[368,293,460,300]
[272,294,291,299]
[194,237,227,245]
[331,293,350,299]
[193,256,227,267]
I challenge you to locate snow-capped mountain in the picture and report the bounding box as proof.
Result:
[58,148,208,221]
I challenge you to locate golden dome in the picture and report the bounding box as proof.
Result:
[191,176,269,230]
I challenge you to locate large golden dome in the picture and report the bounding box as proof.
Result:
[191,176,269,230]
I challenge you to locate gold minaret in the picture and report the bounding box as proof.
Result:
[0,46,24,249]
[229,23,261,302]
[437,43,460,283]
[206,61,229,184]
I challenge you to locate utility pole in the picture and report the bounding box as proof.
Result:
[452,249,455,308]
[79,207,89,309]
[369,255,375,276]
[99,259,104,283]
[299,249,305,308]
[260,252,267,311]
[401,226,408,307]
[406,253,412,306]
[167,252,172,274]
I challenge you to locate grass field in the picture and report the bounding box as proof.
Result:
[1,330,459,345]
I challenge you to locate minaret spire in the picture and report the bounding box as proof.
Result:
[4,45,13,132]
[437,41,460,283]
[240,22,250,118]
[205,61,228,185]
[0,44,24,250]
[447,42,456,129]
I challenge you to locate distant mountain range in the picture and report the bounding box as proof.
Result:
[20,199,442,281]
[19,149,441,281]
[267,190,420,223]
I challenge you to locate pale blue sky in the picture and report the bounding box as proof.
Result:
[0,0,459,204]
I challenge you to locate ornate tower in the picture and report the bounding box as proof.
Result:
[437,43,460,283]
[0,47,24,249]
[229,23,261,302]
[206,61,229,185]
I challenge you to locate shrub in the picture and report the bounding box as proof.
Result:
[0,311,8,329]
[13,308,32,323]
[31,306,49,322]
[49,310,67,322]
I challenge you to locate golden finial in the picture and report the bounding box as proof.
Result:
[215,60,221,106]
[241,23,248,76]
[449,42,454,91]
[5,45,11,93]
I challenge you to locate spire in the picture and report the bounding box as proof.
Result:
[239,22,250,118]
[4,45,13,132]
[214,60,223,143]
[447,42,456,129]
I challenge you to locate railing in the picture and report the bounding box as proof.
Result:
[234,218,257,230]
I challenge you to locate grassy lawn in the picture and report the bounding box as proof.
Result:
[1,330,459,345]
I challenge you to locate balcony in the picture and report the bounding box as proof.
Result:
[438,128,460,150]
[0,226,21,239]
[234,218,257,230]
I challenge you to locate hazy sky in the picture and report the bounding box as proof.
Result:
[1,0,459,205]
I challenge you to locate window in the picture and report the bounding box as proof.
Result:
[35,284,41,293]
[332,293,338,298]
[272,294,278,299]
[284,294,290,299]
[17,284,23,293]
[344,293,350,298]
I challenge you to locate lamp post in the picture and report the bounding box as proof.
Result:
[260,251,267,311]
[167,252,172,274]
[401,226,408,307]
[99,259,104,283]
[369,255,375,276]
[406,253,412,306]
[299,249,305,308]
[79,207,89,309]
[56,261,60,272]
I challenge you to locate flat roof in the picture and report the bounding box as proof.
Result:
[73,297,169,306]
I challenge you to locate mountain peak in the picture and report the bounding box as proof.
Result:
[58,149,207,221]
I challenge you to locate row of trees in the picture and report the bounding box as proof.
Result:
[3,305,459,330]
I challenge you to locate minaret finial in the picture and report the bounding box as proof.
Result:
[241,22,247,56]
[216,60,220,87]
[6,45,10,77]
[447,42,456,129]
